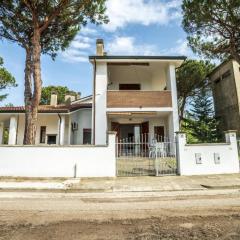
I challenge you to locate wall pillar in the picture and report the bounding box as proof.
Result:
[59,115,65,145]
[0,122,4,144]
[175,131,187,175]
[94,62,108,145]
[167,64,179,142]
[8,115,18,145]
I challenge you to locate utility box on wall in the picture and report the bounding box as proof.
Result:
[214,153,220,164]
[195,153,202,164]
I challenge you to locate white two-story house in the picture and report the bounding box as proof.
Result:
[0,39,185,146]
[90,39,186,145]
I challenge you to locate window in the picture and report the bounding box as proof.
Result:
[119,84,141,90]
[214,77,221,84]
[40,126,46,143]
[222,70,231,79]
[47,135,57,145]
[83,129,92,144]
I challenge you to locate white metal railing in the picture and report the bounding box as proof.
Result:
[116,133,177,176]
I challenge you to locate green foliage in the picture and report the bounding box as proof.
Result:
[176,59,215,122]
[182,0,240,64]
[0,0,108,59]
[0,56,16,102]
[40,86,78,105]
[182,88,221,143]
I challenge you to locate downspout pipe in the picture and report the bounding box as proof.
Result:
[58,113,61,145]
[92,58,97,145]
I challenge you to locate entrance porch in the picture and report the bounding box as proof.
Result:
[108,111,174,143]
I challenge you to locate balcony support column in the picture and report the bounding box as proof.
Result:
[94,62,108,145]
[167,64,179,143]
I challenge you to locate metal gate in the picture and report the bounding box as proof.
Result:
[116,134,177,176]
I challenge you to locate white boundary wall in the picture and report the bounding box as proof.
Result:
[0,133,116,178]
[176,131,240,175]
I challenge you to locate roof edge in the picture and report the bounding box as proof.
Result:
[89,55,187,60]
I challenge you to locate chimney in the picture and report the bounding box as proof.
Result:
[96,39,104,56]
[65,94,76,103]
[50,92,58,106]
[76,92,81,100]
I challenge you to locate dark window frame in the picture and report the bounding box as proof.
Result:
[119,84,141,90]
[222,70,231,79]
[47,134,57,145]
[83,128,92,144]
[40,126,46,144]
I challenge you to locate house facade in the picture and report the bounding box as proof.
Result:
[0,39,186,146]
[91,39,186,145]
[209,60,240,136]
[0,95,92,145]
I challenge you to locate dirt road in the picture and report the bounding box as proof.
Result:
[0,190,240,239]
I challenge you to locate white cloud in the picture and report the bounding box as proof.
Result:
[80,27,97,35]
[160,39,193,57]
[60,27,96,63]
[107,36,156,55]
[103,0,182,31]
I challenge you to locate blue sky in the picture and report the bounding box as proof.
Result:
[0,0,195,106]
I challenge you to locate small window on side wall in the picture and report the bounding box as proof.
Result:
[40,126,46,143]
[47,135,57,145]
[83,129,92,144]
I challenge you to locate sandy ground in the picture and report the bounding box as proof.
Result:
[0,190,240,239]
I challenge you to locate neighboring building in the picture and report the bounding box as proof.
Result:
[91,39,186,145]
[209,60,240,136]
[0,94,92,145]
[0,39,186,145]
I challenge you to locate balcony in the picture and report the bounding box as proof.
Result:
[107,90,172,108]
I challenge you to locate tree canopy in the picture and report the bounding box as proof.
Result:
[0,0,108,144]
[182,0,240,64]
[176,59,215,124]
[182,88,221,143]
[0,56,16,102]
[40,86,79,105]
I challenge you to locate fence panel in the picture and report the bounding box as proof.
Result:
[116,134,177,177]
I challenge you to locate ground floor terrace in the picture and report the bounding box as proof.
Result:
[0,108,92,145]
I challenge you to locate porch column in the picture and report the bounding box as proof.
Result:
[167,64,179,141]
[94,62,108,145]
[59,115,65,145]
[0,122,4,144]
[8,115,18,145]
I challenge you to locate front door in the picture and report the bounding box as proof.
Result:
[154,126,164,142]
[141,121,149,156]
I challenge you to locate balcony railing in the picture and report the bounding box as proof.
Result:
[107,90,172,108]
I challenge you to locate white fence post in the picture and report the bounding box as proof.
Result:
[175,132,187,175]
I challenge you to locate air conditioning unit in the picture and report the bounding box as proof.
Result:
[71,122,78,131]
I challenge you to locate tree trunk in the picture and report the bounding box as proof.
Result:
[179,97,186,129]
[23,48,33,144]
[24,26,42,145]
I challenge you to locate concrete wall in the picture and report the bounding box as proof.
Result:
[176,131,240,175]
[210,60,240,134]
[0,133,116,178]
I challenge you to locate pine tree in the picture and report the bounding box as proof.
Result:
[183,88,221,143]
